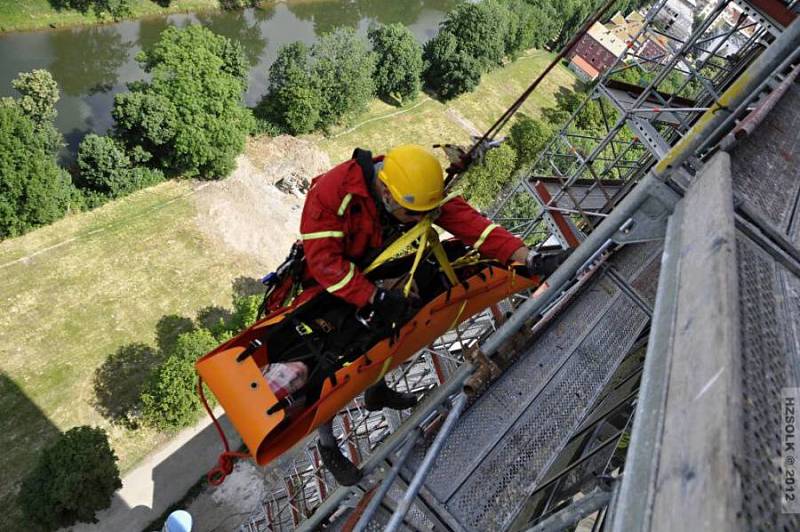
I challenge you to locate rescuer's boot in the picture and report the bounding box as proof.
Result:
[317,443,362,486]
[364,380,418,412]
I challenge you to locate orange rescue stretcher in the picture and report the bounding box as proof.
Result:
[196,219,542,474]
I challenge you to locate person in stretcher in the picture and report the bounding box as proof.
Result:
[252,144,569,486]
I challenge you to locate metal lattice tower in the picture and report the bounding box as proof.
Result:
[239,0,800,530]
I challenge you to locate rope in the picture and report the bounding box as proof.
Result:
[197,377,249,486]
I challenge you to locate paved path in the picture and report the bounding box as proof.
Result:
[70,410,240,532]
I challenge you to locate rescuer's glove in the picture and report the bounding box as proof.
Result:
[525,248,572,277]
[373,288,411,331]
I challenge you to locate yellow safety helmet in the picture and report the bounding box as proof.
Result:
[378,144,444,212]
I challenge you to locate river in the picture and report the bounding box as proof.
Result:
[0,0,458,161]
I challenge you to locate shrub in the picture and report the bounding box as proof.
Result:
[113,25,253,179]
[140,328,219,430]
[368,23,423,104]
[422,31,482,100]
[52,0,132,19]
[18,426,121,530]
[76,134,163,204]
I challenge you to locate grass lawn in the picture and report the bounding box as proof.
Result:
[450,51,579,132]
[0,180,262,526]
[314,50,579,165]
[0,0,219,32]
[0,46,578,527]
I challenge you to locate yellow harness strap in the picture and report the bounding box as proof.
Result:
[364,193,461,296]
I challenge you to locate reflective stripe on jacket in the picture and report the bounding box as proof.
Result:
[299,153,524,308]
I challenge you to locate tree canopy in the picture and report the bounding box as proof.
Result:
[0,102,75,239]
[509,114,552,170]
[113,25,253,179]
[140,328,219,430]
[439,0,510,70]
[256,42,321,135]
[368,23,424,104]
[422,31,482,101]
[458,143,518,211]
[19,426,121,530]
[311,28,376,129]
[260,28,376,133]
[77,134,163,205]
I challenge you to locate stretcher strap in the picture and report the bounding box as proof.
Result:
[197,377,249,486]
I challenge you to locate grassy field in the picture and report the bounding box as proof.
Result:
[0,180,263,526]
[314,50,579,164]
[0,0,220,32]
[0,48,577,526]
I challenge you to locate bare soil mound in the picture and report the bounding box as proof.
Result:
[193,136,331,269]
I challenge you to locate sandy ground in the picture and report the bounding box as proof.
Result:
[193,135,331,270]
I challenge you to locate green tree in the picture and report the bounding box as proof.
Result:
[501,0,538,56]
[230,293,261,332]
[458,143,517,210]
[509,114,552,170]
[422,31,482,100]
[440,0,510,69]
[77,134,163,204]
[0,103,75,239]
[256,42,321,135]
[368,23,423,104]
[140,328,219,430]
[52,0,132,19]
[7,69,64,154]
[113,25,253,179]
[523,0,561,48]
[219,0,260,9]
[311,28,376,129]
[18,426,121,530]
[11,70,59,127]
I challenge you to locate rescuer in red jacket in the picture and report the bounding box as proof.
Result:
[301,144,567,485]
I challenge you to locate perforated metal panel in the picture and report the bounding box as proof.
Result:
[445,295,647,530]
[392,241,659,531]
[731,83,800,237]
[735,232,800,531]
[412,273,627,503]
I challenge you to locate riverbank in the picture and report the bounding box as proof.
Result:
[0,0,223,33]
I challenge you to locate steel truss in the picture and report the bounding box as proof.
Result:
[492,0,778,249]
[239,0,798,529]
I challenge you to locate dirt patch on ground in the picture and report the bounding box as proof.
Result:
[193,135,331,269]
[185,461,268,532]
[445,108,482,137]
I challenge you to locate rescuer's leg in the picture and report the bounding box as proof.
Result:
[364,377,418,412]
[317,419,362,486]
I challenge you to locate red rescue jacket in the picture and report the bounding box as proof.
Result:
[299,151,525,308]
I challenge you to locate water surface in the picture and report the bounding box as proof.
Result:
[0,0,458,160]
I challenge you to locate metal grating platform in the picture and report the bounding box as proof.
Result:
[394,243,661,531]
[731,83,800,241]
[736,227,800,531]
